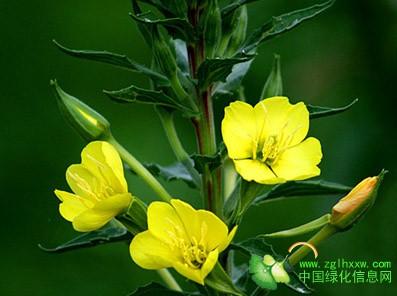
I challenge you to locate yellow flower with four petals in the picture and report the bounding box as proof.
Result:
[130,199,237,284]
[222,97,322,184]
[54,141,132,232]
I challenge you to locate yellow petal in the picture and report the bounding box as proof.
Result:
[196,210,228,251]
[72,193,131,232]
[147,201,188,244]
[81,141,128,194]
[234,159,285,184]
[254,97,309,146]
[72,211,113,232]
[222,101,257,159]
[170,199,201,241]
[218,225,238,253]
[200,249,219,284]
[173,262,204,285]
[130,231,177,269]
[54,190,90,222]
[65,164,99,201]
[272,137,322,180]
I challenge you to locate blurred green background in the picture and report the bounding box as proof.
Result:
[1,0,396,295]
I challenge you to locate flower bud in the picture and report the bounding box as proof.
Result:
[261,54,283,99]
[125,196,148,231]
[330,170,386,230]
[151,25,178,77]
[203,0,222,58]
[224,5,248,57]
[51,80,111,141]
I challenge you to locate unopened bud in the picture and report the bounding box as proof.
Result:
[261,54,283,99]
[151,25,178,77]
[203,0,221,58]
[330,171,386,230]
[51,80,111,141]
[225,5,248,56]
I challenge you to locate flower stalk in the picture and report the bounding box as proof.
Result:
[108,137,172,203]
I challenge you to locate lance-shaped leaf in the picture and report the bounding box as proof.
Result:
[205,262,244,296]
[136,0,188,18]
[38,220,130,253]
[145,161,199,189]
[222,0,262,17]
[128,282,197,296]
[130,13,195,43]
[104,85,196,115]
[53,40,169,86]
[243,0,335,52]
[308,99,358,119]
[232,237,278,258]
[212,60,253,100]
[198,54,255,89]
[191,143,227,174]
[254,179,352,205]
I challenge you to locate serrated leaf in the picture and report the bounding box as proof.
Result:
[104,85,196,115]
[254,179,352,205]
[205,262,244,296]
[144,161,199,188]
[198,55,255,89]
[38,220,130,253]
[53,40,169,86]
[130,13,195,43]
[308,99,358,119]
[243,0,334,52]
[127,282,197,296]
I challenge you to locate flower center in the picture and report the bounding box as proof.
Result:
[181,238,208,269]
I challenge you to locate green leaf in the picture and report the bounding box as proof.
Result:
[222,0,262,17]
[254,179,352,205]
[38,220,130,253]
[128,282,197,296]
[103,85,196,115]
[144,161,199,188]
[130,13,195,43]
[212,60,253,100]
[263,214,331,238]
[283,262,313,294]
[243,0,335,52]
[261,54,283,99]
[198,54,255,89]
[232,237,278,258]
[191,143,227,174]
[205,262,244,296]
[53,40,169,86]
[308,98,358,119]
[173,39,189,74]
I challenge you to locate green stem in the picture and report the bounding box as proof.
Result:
[108,137,172,203]
[157,269,182,291]
[288,224,338,266]
[188,3,223,218]
[157,107,201,187]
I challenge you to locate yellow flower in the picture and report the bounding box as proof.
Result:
[129,199,237,284]
[221,97,322,184]
[54,141,132,232]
